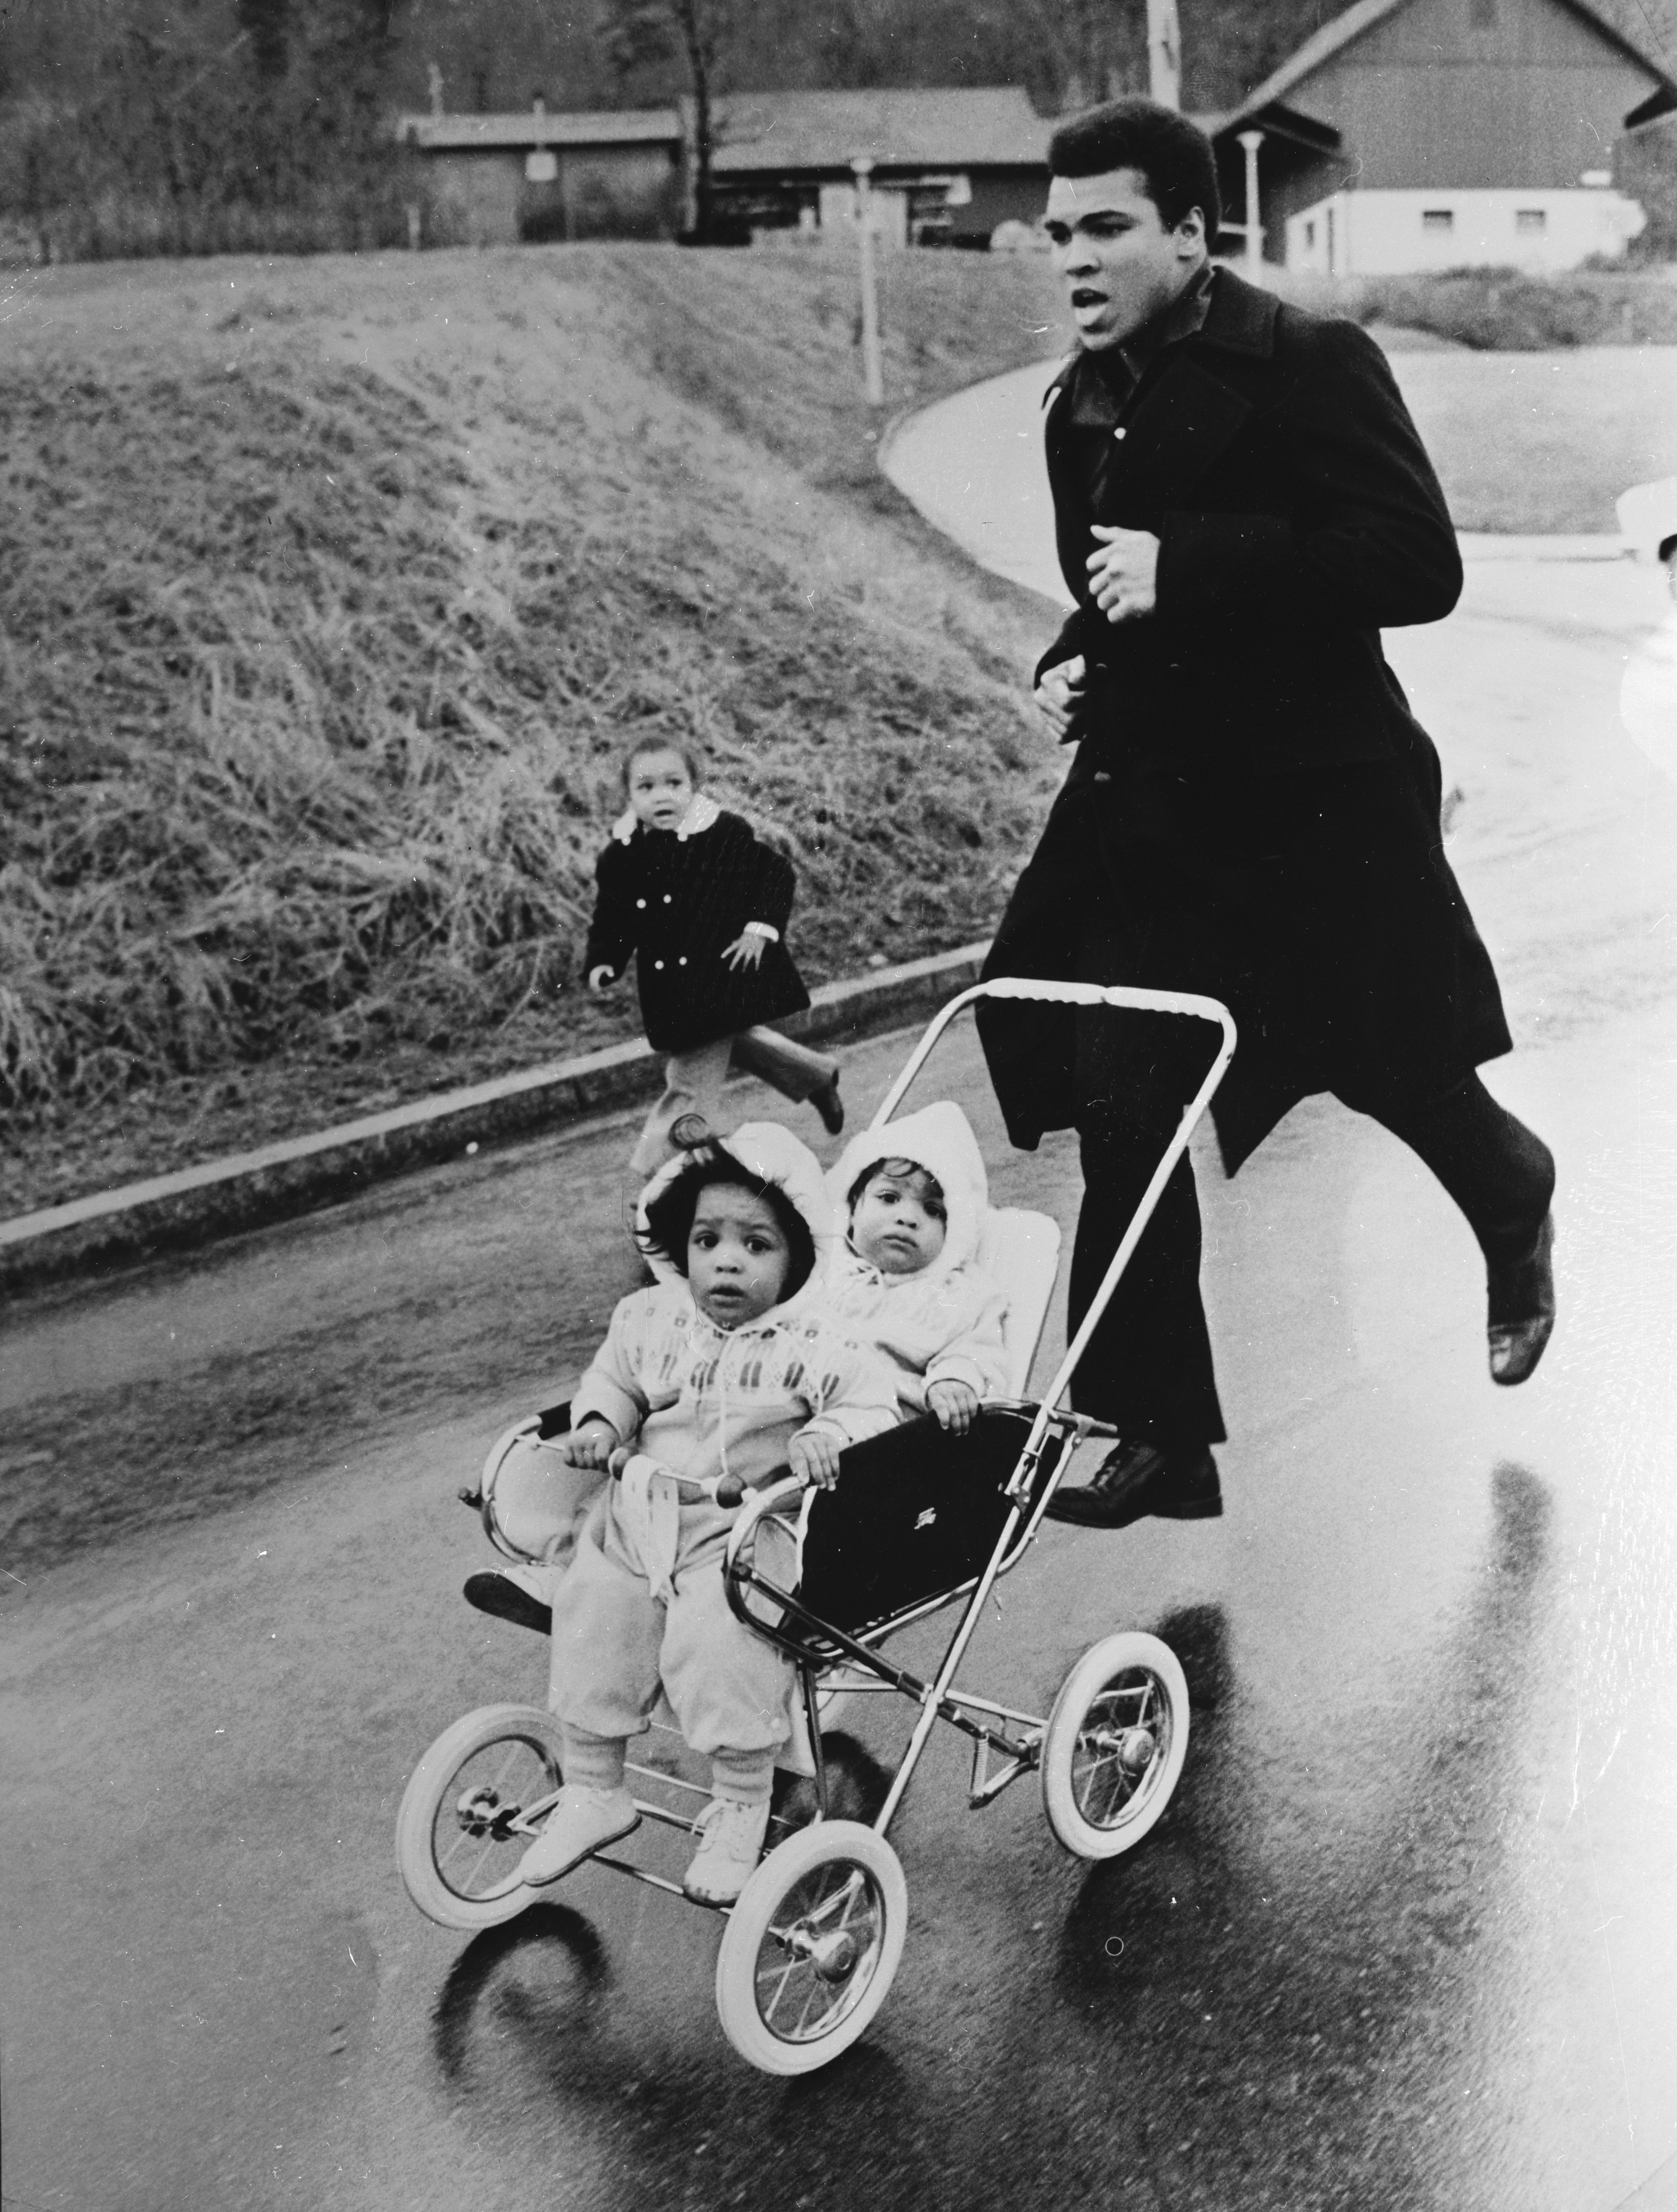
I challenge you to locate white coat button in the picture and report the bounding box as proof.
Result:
[663,894,672,904]
[636,898,646,908]
[1113,426,1127,441]
[679,956,688,966]
[654,959,664,970]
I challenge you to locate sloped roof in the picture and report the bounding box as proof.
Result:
[399,107,681,152]
[710,86,1048,174]
[1215,0,1677,133]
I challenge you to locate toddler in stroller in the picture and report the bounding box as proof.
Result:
[510,1123,898,1904]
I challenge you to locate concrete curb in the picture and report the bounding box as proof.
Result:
[0,943,990,1298]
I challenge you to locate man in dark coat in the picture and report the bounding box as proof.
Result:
[978,99,1556,1529]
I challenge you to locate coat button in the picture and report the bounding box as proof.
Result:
[1113,426,1127,441]
[654,959,664,970]
[679,956,688,966]
[663,894,672,904]
[636,898,646,909]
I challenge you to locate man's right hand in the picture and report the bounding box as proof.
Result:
[1034,654,1087,740]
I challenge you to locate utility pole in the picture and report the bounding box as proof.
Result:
[850,154,884,408]
[1147,0,1182,109]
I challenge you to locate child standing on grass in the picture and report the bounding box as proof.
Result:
[586,741,844,1179]
[514,1123,897,1904]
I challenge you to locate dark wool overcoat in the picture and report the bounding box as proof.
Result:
[979,268,1512,1172]
[584,808,811,1055]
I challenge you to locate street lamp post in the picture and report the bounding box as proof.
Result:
[1147,0,1182,109]
[1237,129,1265,276]
[850,154,885,408]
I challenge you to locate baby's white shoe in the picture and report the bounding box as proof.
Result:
[683,1794,771,1904]
[516,1784,639,1887]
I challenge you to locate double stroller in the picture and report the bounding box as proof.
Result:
[396,978,1236,2074]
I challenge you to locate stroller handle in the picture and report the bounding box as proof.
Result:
[868,974,1237,1423]
[868,977,1235,1132]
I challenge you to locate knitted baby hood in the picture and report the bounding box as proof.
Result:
[827,1099,990,1283]
[634,1120,838,1309]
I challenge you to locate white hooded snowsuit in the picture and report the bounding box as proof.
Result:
[824,1101,1013,1418]
[547,1123,898,1760]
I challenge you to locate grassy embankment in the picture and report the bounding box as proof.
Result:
[2,245,1073,1215]
[5,246,1675,1218]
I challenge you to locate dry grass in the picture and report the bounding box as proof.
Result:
[1274,264,1677,348]
[1,245,1062,1208]
[7,240,1672,1213]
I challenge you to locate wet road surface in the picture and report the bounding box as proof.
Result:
[6,515,1677,2207]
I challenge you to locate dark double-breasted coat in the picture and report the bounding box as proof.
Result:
[584,805,811,1056]
[979,269,1512,1172]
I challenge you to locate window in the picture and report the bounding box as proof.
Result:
[1515,207,1547,233]
[1422,208,1455,232]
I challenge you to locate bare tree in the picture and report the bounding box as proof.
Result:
[599,0,736,240]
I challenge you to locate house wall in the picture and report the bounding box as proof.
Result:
[427,150,526,247]
[723,163,1046,248]
[1281,0,1661,191]
[960,167,1050,242]
[521,146,682,242]
[1284,183,1647,271]
[423,143,681,246]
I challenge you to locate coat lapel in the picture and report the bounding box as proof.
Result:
[1093,356,1254,530]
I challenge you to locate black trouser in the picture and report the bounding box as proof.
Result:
[1067,1066,1556,1443]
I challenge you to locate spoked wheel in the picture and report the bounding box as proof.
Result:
[396,1704,564,1930]
[715,1821,907,2075]
[1041,1632,1189,1860]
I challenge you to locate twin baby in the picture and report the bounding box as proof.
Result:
[514,1101,1011,1906]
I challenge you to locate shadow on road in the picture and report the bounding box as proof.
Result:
[1045,1461,1556,2210]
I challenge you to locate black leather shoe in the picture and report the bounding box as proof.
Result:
[1487,1211,1555,1387]
[464,1569,553,1636]
[811,1072,844,1136]
[1046,1439,1222,1529]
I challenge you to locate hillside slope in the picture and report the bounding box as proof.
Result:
[1,244,1069,1212]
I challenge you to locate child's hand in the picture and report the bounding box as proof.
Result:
[927,1379,979,1435]
[559,1420,619,1470]
[588,964,617,992]
[788,1432,843,1490]
[720,931,767,971]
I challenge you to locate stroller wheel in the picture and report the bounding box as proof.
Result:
[1041,1633,1189,1860]
[715,1822,907,2074]
[396,1704,564,1930]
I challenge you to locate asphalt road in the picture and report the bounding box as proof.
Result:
[7,414,1677,2210]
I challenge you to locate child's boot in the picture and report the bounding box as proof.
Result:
[463,1560,554,1635]
[516,1784,639,1887]
[683,1793,771,1904]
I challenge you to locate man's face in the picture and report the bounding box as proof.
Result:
[1042,166,1207,352]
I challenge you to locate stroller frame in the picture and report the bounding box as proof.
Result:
[398,977,1234,2072]
[721,975,1236,1838]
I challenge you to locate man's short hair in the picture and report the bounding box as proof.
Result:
[1048,98,1222,239]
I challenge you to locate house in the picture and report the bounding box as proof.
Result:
[397,102,684,246]
[1208,0,1677,273]
[707,86,1050,247]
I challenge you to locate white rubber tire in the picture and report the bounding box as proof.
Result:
[714,1821,908,2075]
[1040,1632,1190,1861]
[396,1703,564,1930]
